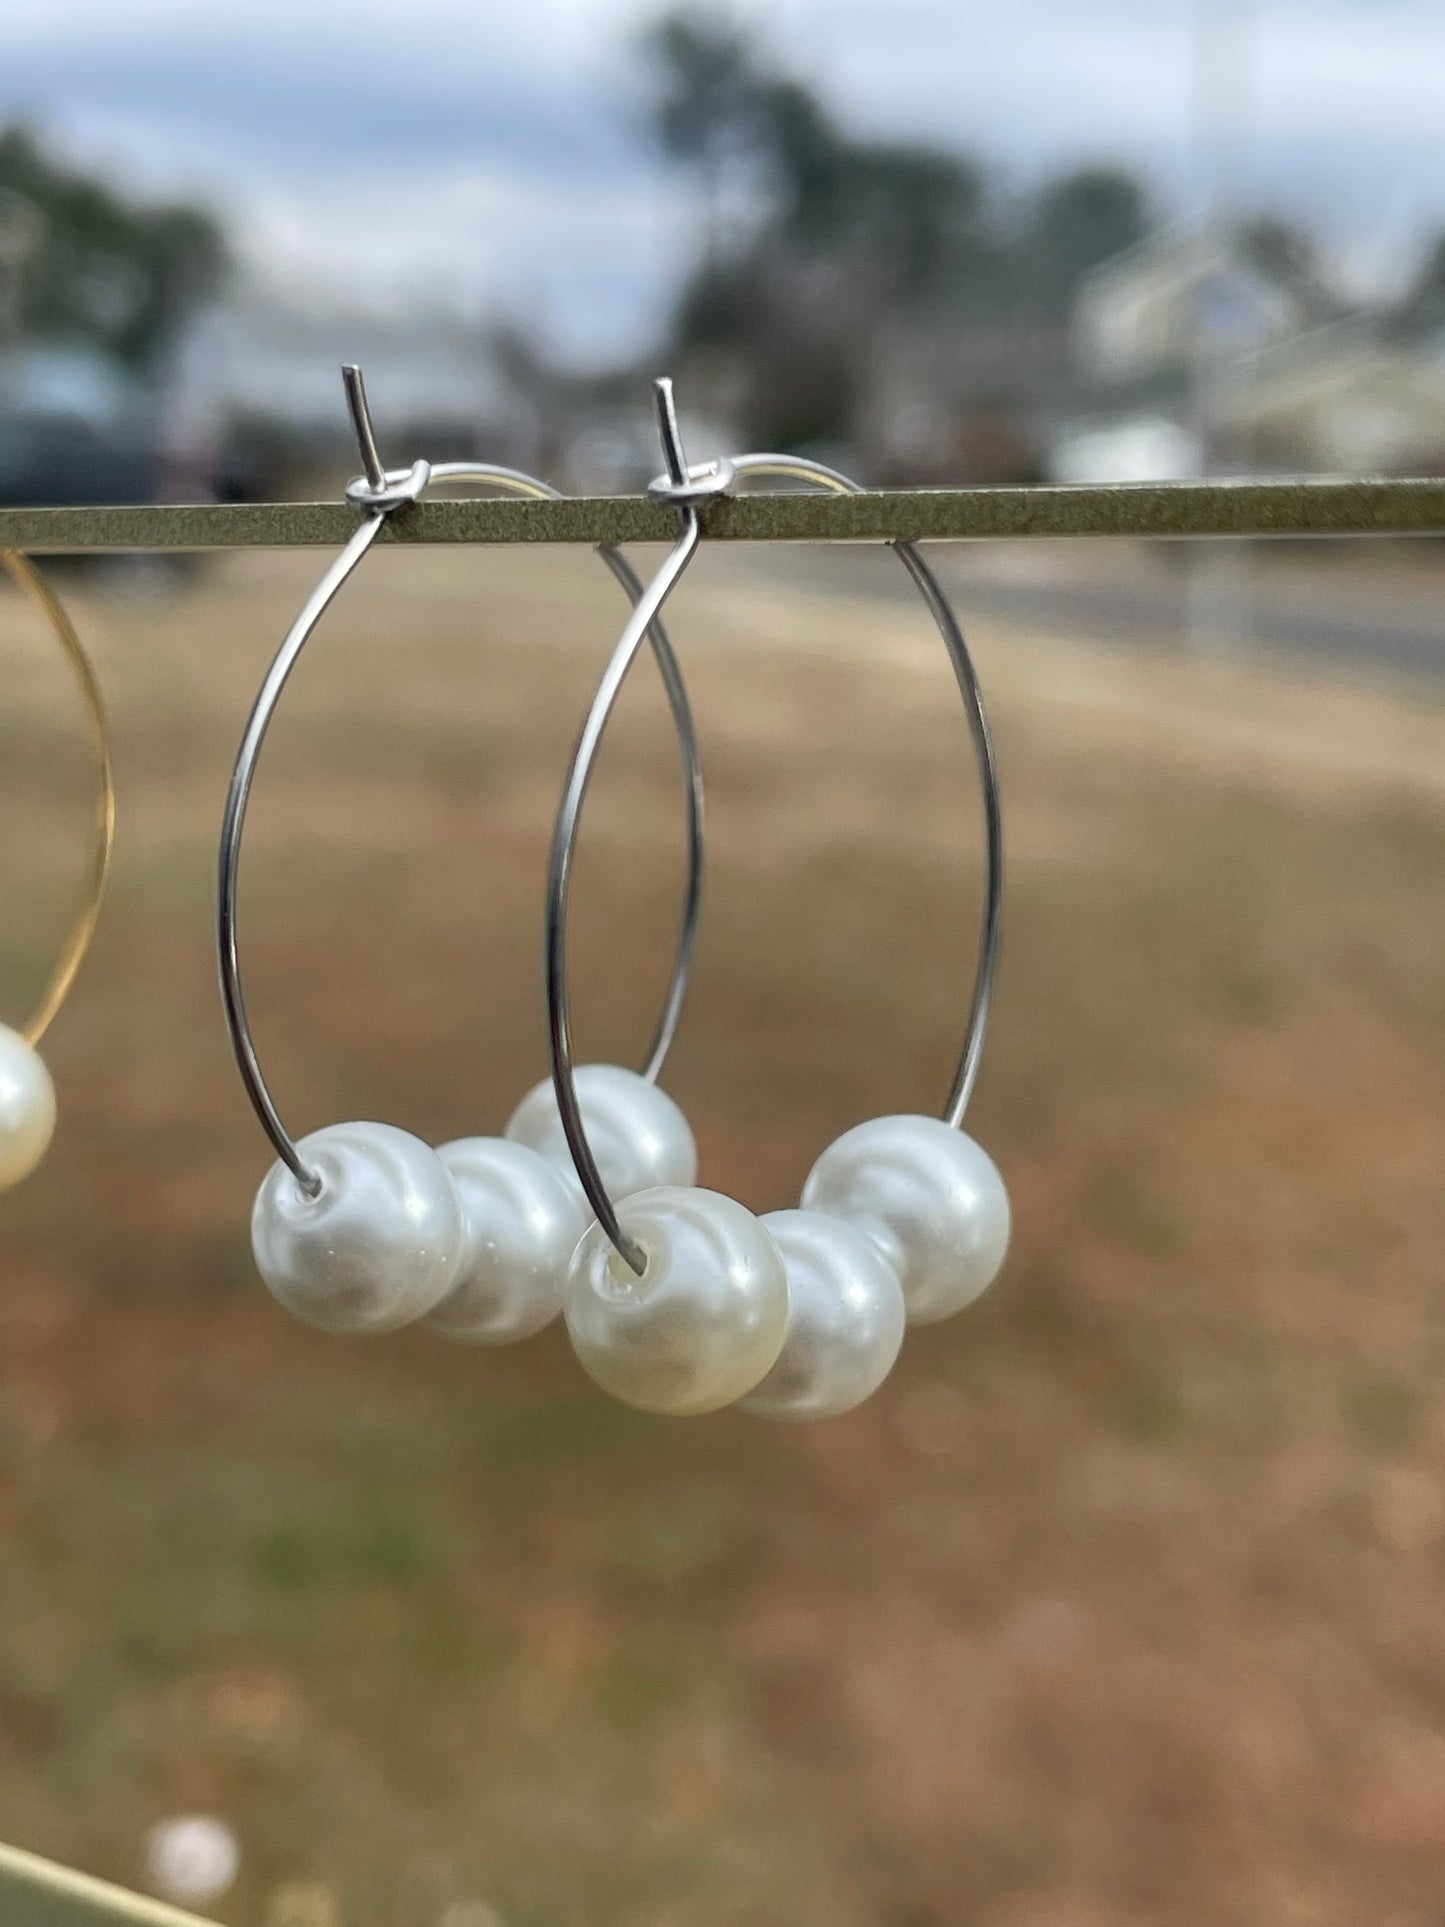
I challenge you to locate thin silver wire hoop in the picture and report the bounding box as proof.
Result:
[218,507,392,1193]
[219,389,705,1195]
[545,406,1002,1273]
[727,454,1002,1130]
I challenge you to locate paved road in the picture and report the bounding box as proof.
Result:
[720,544,1445,684]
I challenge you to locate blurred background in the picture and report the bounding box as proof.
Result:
[3,4,1445,1924]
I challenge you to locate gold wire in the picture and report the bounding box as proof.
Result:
[1,550,116,1049]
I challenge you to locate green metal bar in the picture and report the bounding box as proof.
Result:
[0,1842,217,1926]
[0,477,1442,553]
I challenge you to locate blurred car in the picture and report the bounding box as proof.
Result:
[0,341,221,508]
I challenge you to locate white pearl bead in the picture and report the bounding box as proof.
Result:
[565,1185,788,1416]
[740,1209,906,1422]
[424,1137,587,1345]
[802,1113,1010,1325]
[505,1063,696,1201]
[252,1120,464,1335]
[0,1023,56,1191]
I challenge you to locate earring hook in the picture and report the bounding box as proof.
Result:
[342,364,387,495]
[654,377,690,491]
[646,378,737,506]
[341,365,431,513]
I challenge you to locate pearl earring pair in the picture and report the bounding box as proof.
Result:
[0,550,115,1191]
[222,370,1009,1426]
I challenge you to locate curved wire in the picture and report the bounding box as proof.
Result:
[1,549,116,1049]
[726,455,1002,1128]
[219,510,389,1190]
[423,463,704,1084]
[218,412,705,1192]
[546,380,732,1272]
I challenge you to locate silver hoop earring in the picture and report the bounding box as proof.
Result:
[218,367,703,1339]
[544,380,1008,1421]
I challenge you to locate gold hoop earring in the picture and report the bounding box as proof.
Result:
[0,550,115,1188]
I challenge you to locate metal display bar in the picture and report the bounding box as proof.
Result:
[0,1842,216,1927]
[0,477,1443,553]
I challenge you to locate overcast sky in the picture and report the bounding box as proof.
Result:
[4,0,1444,363]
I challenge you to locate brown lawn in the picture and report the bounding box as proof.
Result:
[1,540,1444,1927]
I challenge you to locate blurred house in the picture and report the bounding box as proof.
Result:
[1219,319,1445,474]
[1073,224,1333,397]
[1057,223,1445,481]
[1050,413,1203,485]
[173,281,735,495]
[852,226,1356,488]
[168,285,536,490]
[558,397,738,493]
[1059,225,1334,479]
[857,314,1066,483]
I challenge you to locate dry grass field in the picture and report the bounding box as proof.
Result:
[2,540,1445,1927]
